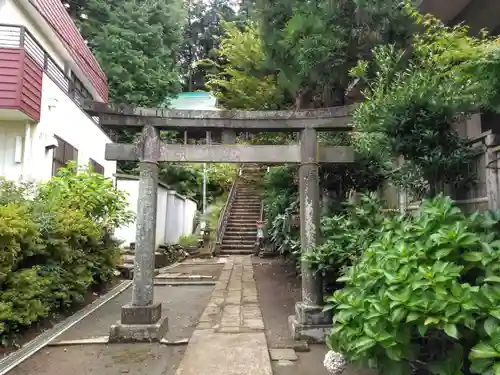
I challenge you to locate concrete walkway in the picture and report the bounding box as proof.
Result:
[175,256,272,375]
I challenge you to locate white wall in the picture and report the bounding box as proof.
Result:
[0,121,26,180]
[115,178,198,249]
[114,179,139,247]
[0,0,114,182]
[29,74,115,181]
[183,198,197,237]
[0,77,115,183]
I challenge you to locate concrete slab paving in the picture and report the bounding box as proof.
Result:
[159,264,224,280]
[269,348,298,361]
[175,330,272,375]
[175,256,273,375]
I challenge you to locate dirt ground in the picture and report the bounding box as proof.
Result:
[0,278,122,358]
[8,263,219,375]
[253,257,374,375]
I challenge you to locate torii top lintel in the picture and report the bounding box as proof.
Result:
[84,101,354,132]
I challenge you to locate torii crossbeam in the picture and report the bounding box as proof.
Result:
[84,100,355,343]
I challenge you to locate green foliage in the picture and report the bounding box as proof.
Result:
[326,195,500,375]
[302,194,387,279]
[257,0,412,107]
[38,162,133,230]
[159,163,237,208]
[178,234,198,247]
[263,166,299,255]
[0,166,132,344]
[0,203,40,284]
[353,11,500,198]
[179,0,237,91]
[205,21,286,110]
[79,0,185,106]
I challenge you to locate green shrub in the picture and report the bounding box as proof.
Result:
[263,166,299,256]
[326,195,500,375]
[37,162,133,229]
[178,234,198,247]
[0,164,133,343]
[0,203,40,283]
[302,193,387,280]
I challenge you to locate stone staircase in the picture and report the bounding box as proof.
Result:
[220,165,265,255]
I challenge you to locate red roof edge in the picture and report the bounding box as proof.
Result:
[29,0,108,102]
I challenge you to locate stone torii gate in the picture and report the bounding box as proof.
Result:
[85,101,354,343]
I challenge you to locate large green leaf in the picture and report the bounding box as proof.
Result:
[470,343,500,359]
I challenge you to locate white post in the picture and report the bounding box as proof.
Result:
[202,131,211,216]
[203,163,207,214]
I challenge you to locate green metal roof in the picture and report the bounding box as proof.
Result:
[167,92,219,110]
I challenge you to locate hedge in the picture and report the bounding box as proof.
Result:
[0,163,133,343]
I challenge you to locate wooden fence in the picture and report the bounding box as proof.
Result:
[385,131,500,213]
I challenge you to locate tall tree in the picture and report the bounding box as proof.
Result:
[64,0,185,106]
[206,21,287,110]
[256,0,413,108]
[178,0,237,91]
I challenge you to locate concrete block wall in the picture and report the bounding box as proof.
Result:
[114,175,197,248]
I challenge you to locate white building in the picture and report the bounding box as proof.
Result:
[0,0,115,182]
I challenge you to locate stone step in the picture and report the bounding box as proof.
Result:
[229,211,260,215]
[224,230,257,236]
[222,236,256,243]
[226,222,256,227]
[224,234,257,239]
[219,249,255,255]
[222,234,257,243]
[227,219,256,223]
[229,214,260,218]
[220,244,255,250]
[225,228,256,234]
[122,252,169,268]
[222,242,255,247]
[117,264,162,280]
[228,217,260,222]
[230,212,260,216]
[227,222,258,228]
[223,241,255,247]
[225,231,257,236]
[228,213,261,219]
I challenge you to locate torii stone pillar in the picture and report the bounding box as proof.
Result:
[109,125,168,342]
[288,127,332,343]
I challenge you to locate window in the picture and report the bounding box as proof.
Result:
[69,71,92,104]
[52,136,78,176]
[89,158,104,175]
